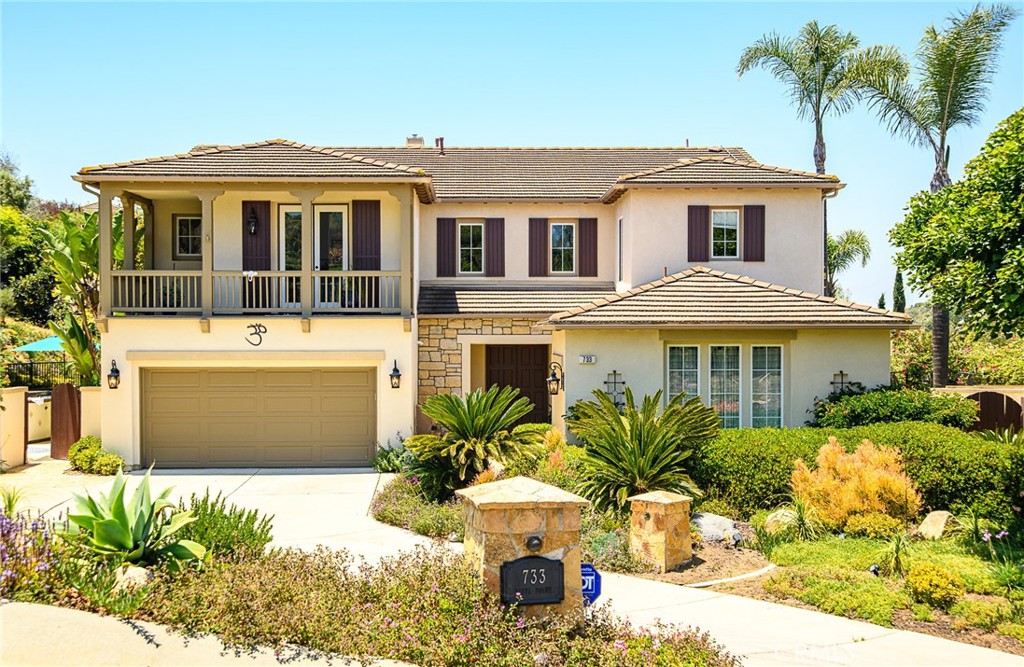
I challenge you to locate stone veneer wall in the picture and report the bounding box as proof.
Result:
[416,316,545,418]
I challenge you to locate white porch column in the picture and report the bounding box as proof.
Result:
[192,190,224,317]
[143,202,155,270]
[98,188,114,319]
[289,189,323,318]
[397,188,413,318]
[119,193,135,270]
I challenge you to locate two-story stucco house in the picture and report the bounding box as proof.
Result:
[74,137,911,469]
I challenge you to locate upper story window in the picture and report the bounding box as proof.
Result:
[551,221,575,274]
[459,222,484,274]
[173,214,202,260]
[711,209,740,259]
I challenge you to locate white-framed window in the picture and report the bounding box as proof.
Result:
[550,221,575,274]
[711,209,740,259]
[710,345,741,428]
[667,345,699,401]
[752,345,783,428]
[173,214,202,260]
[458,221,484,274]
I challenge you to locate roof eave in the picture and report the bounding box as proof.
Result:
[601,181,845,205]
[542,320,915,330]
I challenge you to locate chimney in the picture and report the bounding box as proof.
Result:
[435,137,445,156]
[406,134,425,148]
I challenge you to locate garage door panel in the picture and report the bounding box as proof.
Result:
[143,368,375,468]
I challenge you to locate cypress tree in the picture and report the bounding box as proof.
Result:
[893,271,906,312]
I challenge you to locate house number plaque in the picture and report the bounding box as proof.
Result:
[499,556,565,605]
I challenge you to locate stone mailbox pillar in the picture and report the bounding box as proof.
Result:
[628,491,693,573]
[456,476,589,617]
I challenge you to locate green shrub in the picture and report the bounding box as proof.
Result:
[568,388,718,511]
[579,509,653,574]
[845,513,905,540]
[531,444,586,492]
[690,423,1018,522]
[503,424,559,478]
[695,497,740,519]
[763,567,906,626]
[813,389,976,429]
[370,442,406,473]
[175,491,274,558]
[370,476,463,540]
[905,563,965,609]
[951,597,1013,630]
[68,436,124,475]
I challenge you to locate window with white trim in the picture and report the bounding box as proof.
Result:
[550,222,575,273]
[751,345,783,428]
[173,214,202,259]
[711,209,740,259]
[667,345,699,401]
[710,345,741,428]
[458,222,484,274]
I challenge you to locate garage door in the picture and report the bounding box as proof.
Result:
[142,368,376,468]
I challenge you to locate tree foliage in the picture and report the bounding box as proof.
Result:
[824,229,871,298]
[893,271,906,313]
[891,109,1024,335]
[0,155,33,211]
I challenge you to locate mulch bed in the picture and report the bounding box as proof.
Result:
[637,540,771,586]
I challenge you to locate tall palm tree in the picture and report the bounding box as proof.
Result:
[824,229,872,299]
[738,21,905,295]
[855,3,1019,386]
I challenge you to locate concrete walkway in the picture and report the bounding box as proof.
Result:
[1,461,1022,667]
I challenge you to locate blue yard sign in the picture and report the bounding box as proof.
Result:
[580,563,601,605]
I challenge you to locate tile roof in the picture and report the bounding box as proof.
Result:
[541,267,914,329]
[418,284,617,315]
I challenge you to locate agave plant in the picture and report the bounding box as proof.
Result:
[568,388,719,512]
[404,385,547,500]
[65,466,205,568]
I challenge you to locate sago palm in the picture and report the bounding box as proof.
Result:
[738,21,904,295]
[854,3,1019,385]
[824,229,872,299]
[568,388,719,512]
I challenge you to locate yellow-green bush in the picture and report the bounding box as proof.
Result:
[951,597,1012,630]
[904,563,964,609]
[67,436,124,475]
[792,438,922,530]
[845,513,905,540]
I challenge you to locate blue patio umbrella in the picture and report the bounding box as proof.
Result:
[13,336,66,353]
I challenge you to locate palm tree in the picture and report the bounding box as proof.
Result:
[855,3,1019,386]
[824,229,871,299]
[738,21,905,295]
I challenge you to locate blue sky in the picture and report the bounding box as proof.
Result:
[2,1,1022,306]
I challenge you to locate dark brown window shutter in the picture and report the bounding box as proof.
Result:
[687,205,710,263]
[529,218,548,276]
[352,200,382,270]
[484,218,505,277]
[242,201,271,271]
[437,218,456,277]
[578,218,598,277]
[743,205,765,262]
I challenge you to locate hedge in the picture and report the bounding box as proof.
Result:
[690,423,1019,523]
[813,389,977,429]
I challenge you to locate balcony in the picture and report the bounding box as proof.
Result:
[110,270,402,316]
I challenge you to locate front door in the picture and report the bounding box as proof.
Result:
[485,345,550,424]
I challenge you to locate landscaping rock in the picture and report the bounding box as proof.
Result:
[691,513,736,542]
[764,509,798,536]
[113,565,153,593]
[917,510,955,540]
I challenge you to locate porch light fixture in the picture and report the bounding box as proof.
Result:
[546,362,564,396]
[247,209,259,235]
[389,360,402,389]
[107,360,121,390]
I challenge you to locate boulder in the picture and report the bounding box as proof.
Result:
[113,565,154,593]
[764,508,798,536]
[691,512,736,542]
[917,511,955,540]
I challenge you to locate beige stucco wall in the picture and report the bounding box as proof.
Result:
[99,316,416,466]
[27,398,50,442]
[621,188,825,293]
[80,387,102,439]
[551,327,891,432]
[1,387,27,469]
[148,189,405,272]
[419,202,615,283]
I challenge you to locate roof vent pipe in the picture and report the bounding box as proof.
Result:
[406,134,425,147]
[435,137,445,156]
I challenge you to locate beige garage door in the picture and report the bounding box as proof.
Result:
[142,367,376,468]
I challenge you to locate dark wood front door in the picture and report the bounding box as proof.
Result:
[485,345,550,424]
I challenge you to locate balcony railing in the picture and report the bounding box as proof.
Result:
[109,270,402,315]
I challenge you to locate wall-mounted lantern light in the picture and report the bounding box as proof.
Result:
[389,360,402,389]
[247,209,259,235]
[107,360,121,389]
[546,362,564,396]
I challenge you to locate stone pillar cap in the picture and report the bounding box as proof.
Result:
[627,490,693,504]
[455,476,589,509]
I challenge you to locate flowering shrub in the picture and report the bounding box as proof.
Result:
[791,438,922,530]
[0,511,62,602]
[140,545,738,666]
[813,389,977,429]
[891,329,1024,389]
